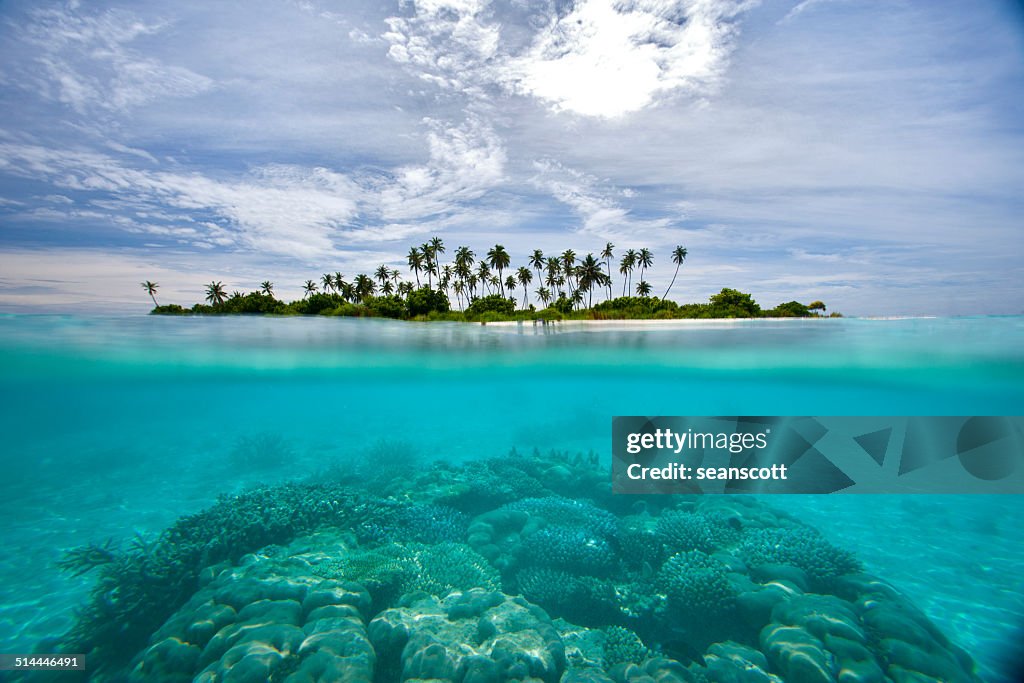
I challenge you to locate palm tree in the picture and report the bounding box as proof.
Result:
[536,286,552,308]
[577,253,604,308]
[545,258,561,297]
[321,273,335,293]
[620,250,637,297]
[637,248,653,288]
[662,246,688,300]
[421,241,435,289]
[529,250,545,295]
[477,262,491,295]
[487,244,511,296]
[374,265,390,289]
[260,281,274,297]
[600,242,615,299]
[381,280,394,296]
[516,266,533,308]
[453,279,466,310]
[636,280,652,297]
[303,280,318,299]
[407,247,424,287]
[334,272,345,292]
[206,281,227,305]
[560,250,577,299]
[354,274,375,302]
[141,281,159,307]
[429,236,446,286]
[505,275,517,304]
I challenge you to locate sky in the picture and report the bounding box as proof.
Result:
[0,0,1022,315]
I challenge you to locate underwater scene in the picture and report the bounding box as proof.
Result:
[1,315,1023,683]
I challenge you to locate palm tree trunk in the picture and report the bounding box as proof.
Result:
[663,264,681,299]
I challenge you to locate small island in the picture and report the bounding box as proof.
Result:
[145,239,835,322]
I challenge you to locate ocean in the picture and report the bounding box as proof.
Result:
[0,315,1022,682]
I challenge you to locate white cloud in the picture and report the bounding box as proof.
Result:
[530,159,676,240]
[0,142,358,259]
[375,116,506,222]
[383,0,757,118]
[17,5,213,113]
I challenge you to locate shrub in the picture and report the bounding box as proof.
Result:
[150,304,189,315]
[406,286,450,316]
[364,295,407,319]
[465,294,515,317]
[767,301,811,317]
[707,288,761,318]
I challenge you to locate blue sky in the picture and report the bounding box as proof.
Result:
[0,0,1021,314]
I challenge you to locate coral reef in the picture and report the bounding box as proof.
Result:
[369,590,565,682]
[40,449,984,683]
[738,527,862,590]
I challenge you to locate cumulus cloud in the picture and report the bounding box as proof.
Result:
[508,0,756,117]
[383,0,757,117]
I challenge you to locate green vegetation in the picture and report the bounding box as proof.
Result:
[147,238,837,321]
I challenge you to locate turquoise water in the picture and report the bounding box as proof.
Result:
[1,315,1022,681]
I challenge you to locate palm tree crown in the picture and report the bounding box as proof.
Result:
[141,281,159,307]
[206,281,227,305]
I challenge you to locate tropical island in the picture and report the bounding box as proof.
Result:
[145,239,834,322]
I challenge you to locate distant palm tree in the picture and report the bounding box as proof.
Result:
[663,246,688,300]
[516,266,533,308]
[407,247,424,287]
[321,273,335,293]
[505,276,517,304]
[529,249,545,295]
[260,281,274,296]
[206,281,227,305]
[638,248,653,289]
[577,253,604,308]
[375,265,390,288]
[600,242,615,298]
[429,236,445,286]
[453,279,465,310]
[636,280,652,297]
[303,280,318,298]
[545,258,561,297]
[421,241,435,289]
[141,281,159,307]
[487,244,511,296]
[477,262,491,295]
[620,250,637,297]
[536,286,551,308]
[354,274,375,302]
[334,272,345,292]
[381,280,394,296]
[560,250,577,299]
